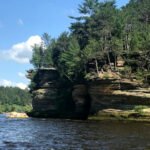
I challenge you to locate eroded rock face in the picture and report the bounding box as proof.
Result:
[72,84,90,119]
[88,79,150,114]
[28,68,74,118]
[28,68,150,120]
[32,88,59,112]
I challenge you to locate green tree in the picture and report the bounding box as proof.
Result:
[59,37,83,82]
[30,44,44,69]
[52,32,70,67]
[0,86,32,113]
[30,33,55,68]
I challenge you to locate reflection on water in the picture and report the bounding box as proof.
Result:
[0,114,150,150]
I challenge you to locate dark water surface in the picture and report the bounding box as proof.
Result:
[0,114,150,150]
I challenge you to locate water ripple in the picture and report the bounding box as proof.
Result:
[0,115,150,150]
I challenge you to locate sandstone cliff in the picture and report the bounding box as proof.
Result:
[27,68,75,118]
[88,79,150,114]
[88,79,150,121]
[27,68,150,121]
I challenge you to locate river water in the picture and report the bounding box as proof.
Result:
[0,114,150,150]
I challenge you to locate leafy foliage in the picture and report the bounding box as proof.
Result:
[0,86,32,113]
[59,37,83,82]
[30,33,54,69]
[30,0,150,82]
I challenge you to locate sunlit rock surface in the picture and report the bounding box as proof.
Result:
[5,112,28,118]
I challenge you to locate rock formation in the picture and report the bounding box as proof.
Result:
[5,112,28,118]
[88,79,150,121]
[27,68,74,118]
[88,79,150,114]
[27,68,150,121]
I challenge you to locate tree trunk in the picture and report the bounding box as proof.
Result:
[114,54,117,71]
[107,52,112,70]
[104,35,112,70]
[95,59,99,76]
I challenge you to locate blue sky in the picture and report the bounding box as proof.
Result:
[0,0,129,89]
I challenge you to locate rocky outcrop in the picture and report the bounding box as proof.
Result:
[31,68,60,116]
[28,68,150,121]
[88,108,150,122]
[28,68,74,118]
[5,112,28,118]
[88,79,150,114]
[87,79,150,121]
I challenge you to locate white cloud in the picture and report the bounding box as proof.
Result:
[0,35,42,63]
[0,79,27,90]
[17,19,24,26]
[0,79,12,87]
[18,72,25,78]
[16,82,27,90]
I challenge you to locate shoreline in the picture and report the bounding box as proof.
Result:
[2,111,150,123]
[3,111,29,118]
[88,107,150,122]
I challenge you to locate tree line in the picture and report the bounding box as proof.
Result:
[30,0,150,83]
[0,86,32,113]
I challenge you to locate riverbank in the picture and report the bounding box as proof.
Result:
[88,107,150,122]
